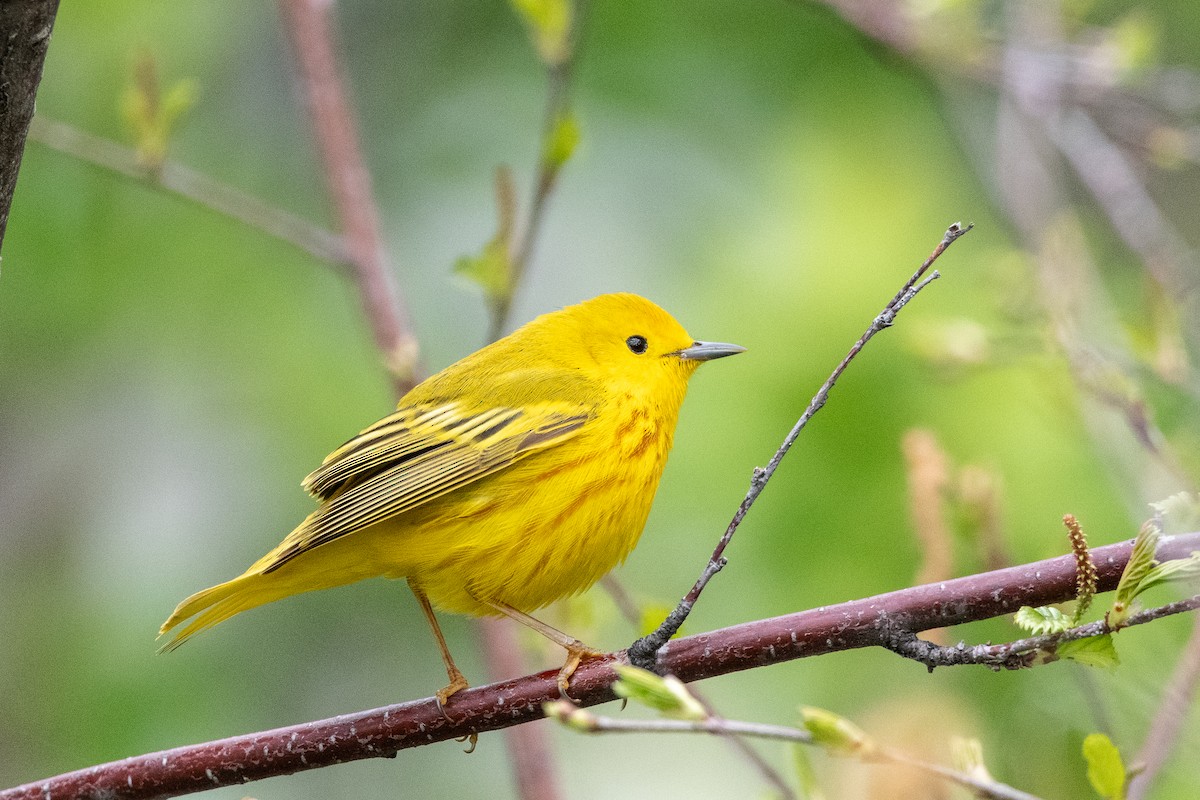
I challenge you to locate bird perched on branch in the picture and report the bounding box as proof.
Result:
[160,293,743,703]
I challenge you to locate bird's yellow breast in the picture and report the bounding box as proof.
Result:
[369,394,678,615]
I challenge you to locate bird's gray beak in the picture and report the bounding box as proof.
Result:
[670,341,746,361]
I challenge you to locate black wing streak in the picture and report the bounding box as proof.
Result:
[264,411,589,575]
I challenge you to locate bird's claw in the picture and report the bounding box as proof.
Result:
[435,670,470,722]
[556,642,605,703]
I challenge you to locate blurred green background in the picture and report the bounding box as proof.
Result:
[3,1,1199,798]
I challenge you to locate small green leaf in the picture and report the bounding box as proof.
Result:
[799,707,875,757]
[120,54,197,171]
[1108,10,1158,79]
[1137,551,1200,596]
[1110,521,1160,627]
[509,0,572,66]
[542,110,580,171]
[1083,733,1127,800]
[950,736,993,783]
[542,700,596,731]
[1150,492,1200,535]
[1058,635,1120,669]
[791,744,826,800]
[453,239,511,299]
[1014,605,1072,635]
[454,167,517,302]
[611,665,706,720]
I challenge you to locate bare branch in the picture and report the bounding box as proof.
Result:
[1043,107,1200,313]
[277,0,421,390]
[9,530,1196,800]
[879,594,1200,671]
[628,222,972,670]
[1127,612,1200,800]
[478,617,563,800]
[548,706,1043,800]
[27,118,349,267]
[487,1,588,340]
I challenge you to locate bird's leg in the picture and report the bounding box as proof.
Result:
[480,598,604,699]
[409,581,469,711]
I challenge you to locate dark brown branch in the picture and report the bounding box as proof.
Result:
[880,594,1200,670]
[478,617,563,800]
[277,0,421,391]
[9,530,1196,800]
[0,0,61,253]
[628,222,972,670]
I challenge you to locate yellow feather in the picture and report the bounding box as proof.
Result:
[158,293,743,694]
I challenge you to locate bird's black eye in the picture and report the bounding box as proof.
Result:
[626,335,648,355]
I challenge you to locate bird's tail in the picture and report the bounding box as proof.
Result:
[158,528,391,653]
[157,572,289,653]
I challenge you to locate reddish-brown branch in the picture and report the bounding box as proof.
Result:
[478,618,563,800]
[8,531,1198,800]
[277,0,420,391]
[276,5,565,798]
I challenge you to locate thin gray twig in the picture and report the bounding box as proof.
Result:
[628,222,973,670]
[27,117,349,267]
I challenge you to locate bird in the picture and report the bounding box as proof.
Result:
[159,293,744,704]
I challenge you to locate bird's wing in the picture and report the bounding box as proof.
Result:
[261,402,588,573]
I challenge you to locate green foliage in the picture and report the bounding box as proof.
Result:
[1108,500,1200,628]
[509,0,572,66]
[791,744,826,800]
[1109,520,1161,627]
[1082,733,1127,800]
[454,168,516,303]
[119,53,196,171]
[611,665,706,720]
[453,237,512,301]
[1152,492,1200,534]
[799,707,875,757]
[950,736,993,784]
[1014,605,1072,635]
[542,110,580,171]
[1138,552,1200,595]
[1057,634,1120,669]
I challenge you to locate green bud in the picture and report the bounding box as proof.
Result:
[612,665,706,720]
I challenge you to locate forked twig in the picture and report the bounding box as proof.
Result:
[628,222,974,669]
[879,594,1200,671]
[547,706,1043,800]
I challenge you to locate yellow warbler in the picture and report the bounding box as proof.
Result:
[160,293,743,702]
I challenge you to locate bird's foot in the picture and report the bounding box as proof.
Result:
[435,668,470,720]
[557,641,605,702]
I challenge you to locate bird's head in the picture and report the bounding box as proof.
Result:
[536,293,744,406]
